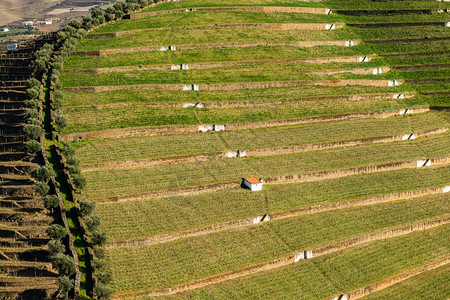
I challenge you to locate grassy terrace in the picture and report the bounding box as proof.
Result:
[139,0,448,11]
[63,95,425,134]
[74,112,447,164]
[106,197,449,292]
[92,11,448,34]
[76,25,449,51]
[82,132,450,199]
[60,60,394,87]
[64,41,450,71]
[167,225,449,299]
[98,166,450,242]
[62,85,407,106]
[365,263,450,300]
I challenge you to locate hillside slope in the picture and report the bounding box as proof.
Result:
[61,0,449,298]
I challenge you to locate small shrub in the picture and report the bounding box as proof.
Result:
[46,224,67,240]
[25,99,40,109]
[31,166,54,182]
[54,110,67,131]
[95,281,113,299]
[27,118,40,126]
[71,173,86,189]
[48,240,65,256]
[24,140,41,154]
[27,78,41,89]
[44,194,60,211]
[26,87,40,99]
[84,214,100,232]
[33,182,49,196]
[91,230,107,246]
[79,199,95,217]
[93,246,105,259]
[57,275,74,299]
[23,124,43,140]
[52,253,75,276]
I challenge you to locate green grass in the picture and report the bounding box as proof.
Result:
[61,60,396,87]
[98,166,450,242]
[62,84,408,107]
[364,264,450,300]
[92,11,346,33]
[76,25,449,52]
[106,195,449,292]
[75,112,448,164]
[76,27,359,51]
[166,224,450,299]
[325,0,449,10]
[139,0,327,12]
[93,10,449,34]
[63,45,369,70]
[82,132,450,198]
[62,95,423,134]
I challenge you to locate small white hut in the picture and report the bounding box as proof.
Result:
[242,177,263,191]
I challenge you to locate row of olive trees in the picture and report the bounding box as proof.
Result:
[30,164,75,299]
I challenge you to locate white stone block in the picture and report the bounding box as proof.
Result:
[182,85,191,91]
[338,295,348,300]
[198,125,209,132]
[417,159,431,168]
[325,24,336,30]
[192,84,200,91]
[345,40,354,47]
[305,250,313,259]
[372,67,383,75]
[159,46,168,51]
[294,252,305,262]
[181,64,189,70]
[213,125,225,131]
[237,150,247,157]
[443,186,450,193]
[171,64,181,70]
[445,22,450,27]
[168,45,176,51]
[393,93,405,99]
[325,9,332,15]
[358,56,369,62]
[402,133,416,141]
[183,102,195,108]
[388,80,399,87]
[226,151,238,158]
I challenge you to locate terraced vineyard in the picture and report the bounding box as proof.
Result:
[0,43,58,298]
[62,0,449,298]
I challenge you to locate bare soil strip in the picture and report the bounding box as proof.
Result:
[70,92,410,110]
[87,23,346,39]
[131,6,330,19]
[61,108,430,142]
[111,217,450,299]
[107,186,447,248]
[73,40,360,56]
[331,257,450,300]
[63,79,404,93]
[82,127,446,171]
[92,157,449,202]
[64,56,376,74]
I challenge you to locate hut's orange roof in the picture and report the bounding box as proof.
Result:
[244,177,262,184]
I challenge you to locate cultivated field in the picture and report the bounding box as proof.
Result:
[61,0,450,298]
